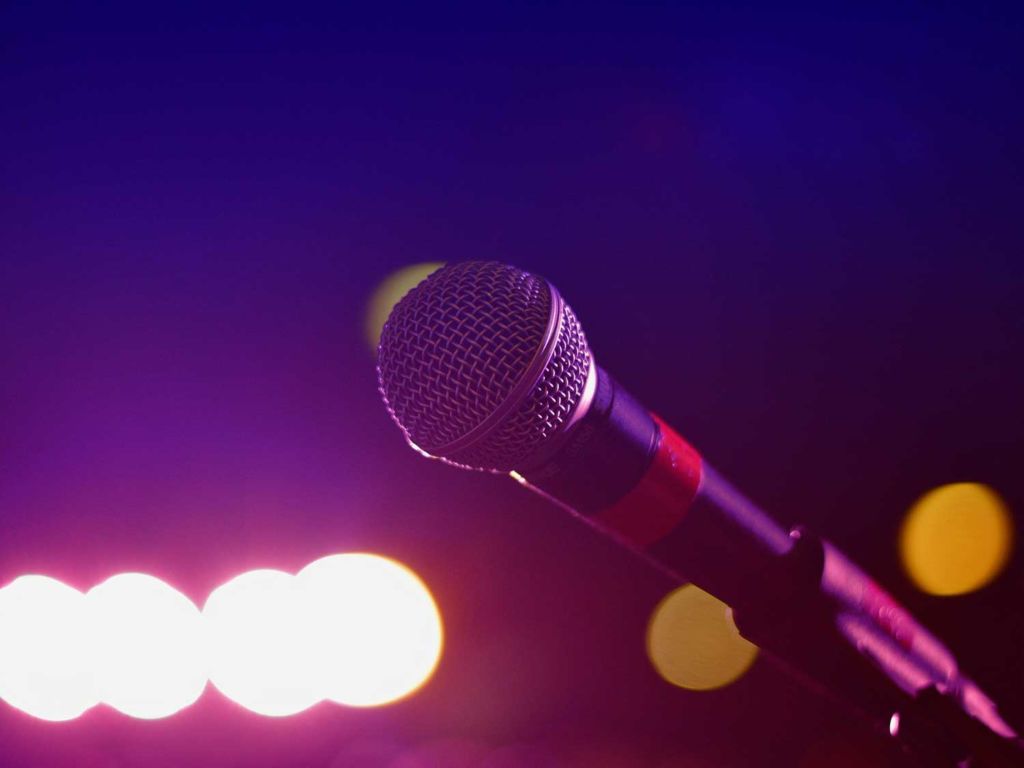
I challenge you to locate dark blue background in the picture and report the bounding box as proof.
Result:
[2,4,1022,766]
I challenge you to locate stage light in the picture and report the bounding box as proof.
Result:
[900,482,1013,596]
[646,584,758,692]
[0,576,98,721]
[297,553,443,707]
[364,263,444,350]
[0,554,443,720]
[87,574,207,719]
[203,569,322,716]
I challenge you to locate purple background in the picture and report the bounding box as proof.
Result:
[2,4,1022,766]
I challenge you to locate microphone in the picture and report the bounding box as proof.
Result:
[376,262,789,604]
[376,261,1018,756]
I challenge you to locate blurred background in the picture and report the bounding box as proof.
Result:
[1,3,1022,766]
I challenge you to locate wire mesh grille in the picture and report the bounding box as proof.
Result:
[377,261,592,471]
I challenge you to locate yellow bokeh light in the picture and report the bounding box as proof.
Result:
[365,263,445,350]
[900,482,1013,596]
[646,584,757,692]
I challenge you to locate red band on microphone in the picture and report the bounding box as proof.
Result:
[593,415,702,548]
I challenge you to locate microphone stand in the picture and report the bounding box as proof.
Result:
[726,525,1024,767]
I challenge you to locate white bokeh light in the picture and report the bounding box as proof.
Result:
[0,575,98,721]
[297,553,443,707]
[203,569,322,716]
[0,553,443,721]
[87,573,207,719]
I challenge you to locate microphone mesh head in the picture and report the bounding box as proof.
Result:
[377,261,592,472]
